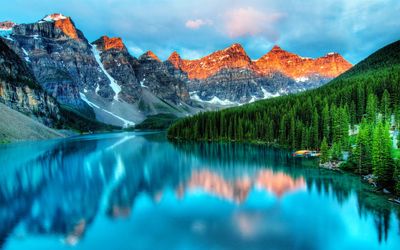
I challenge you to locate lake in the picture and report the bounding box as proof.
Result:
[0,132,399,250]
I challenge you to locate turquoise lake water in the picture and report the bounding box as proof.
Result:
[0,132,399,250]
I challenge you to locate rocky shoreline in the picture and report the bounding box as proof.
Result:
[319,160,400,204]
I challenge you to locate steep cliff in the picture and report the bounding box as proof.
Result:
[92,36,141,103]
[0,39,60,127]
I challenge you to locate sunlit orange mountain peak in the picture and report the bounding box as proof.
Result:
[254,45,352,79]
[167,44,352,81]
[42,13,79,40]
[93,36,125,51]
[140,50,161,62]
[168,51,184,69]
[169,43,253,80]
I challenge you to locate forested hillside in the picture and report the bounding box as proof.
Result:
[168,40,400,192]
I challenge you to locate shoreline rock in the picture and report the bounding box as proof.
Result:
[319,161,344,172]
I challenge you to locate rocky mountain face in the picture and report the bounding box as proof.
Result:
[172,43,253,80]
[136,51,190,104]
[92,36,190,105]
[254,45,352,79]
[0,39,60,127]
[89,36,194,126]
[92,36,141,103]
[167,44,352,104]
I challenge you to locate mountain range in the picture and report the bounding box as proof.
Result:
[0,13,352,133]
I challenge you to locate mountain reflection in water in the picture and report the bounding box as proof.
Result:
[183,170,305,204]
[0,132,399,250]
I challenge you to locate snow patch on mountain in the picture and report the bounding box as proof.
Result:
[190,92,238,106]
[92,45,121,101]
[249,96,258,103]
[295,77,309,83]
[261,87,280,99]
[80,93,135,128]
[0,29,12,40]
[42,14,68,22]
[140,78,149,88]
[22,48,30,62]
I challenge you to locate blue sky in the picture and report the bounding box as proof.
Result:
[1,0,399,63]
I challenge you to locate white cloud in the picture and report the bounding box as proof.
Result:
[185,19,213,29]
[2,0,399,63]
[223,7,283,40]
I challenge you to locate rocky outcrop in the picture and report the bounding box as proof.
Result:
[0,39,60,126]
[164,52,189,82]
[172,43,253,80]
[93,36,125,51]
[188,69,298,103]
[136,51,190,104]
[92,36,141,103]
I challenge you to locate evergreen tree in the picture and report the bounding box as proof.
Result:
[331,104,341,145]
[372,121,394,188]
[340,106,350,150]
[330,142,342,161]
[279,114,287,145]
[350,101,357,128]
[311,108,319,149]
[322,102,330,141]
[357,83,365,121]
[320,137,329,163]
[394,160,400,196]
[366,94,377,123]
[301,126,308,149]
[352,120,373,174]
[289,114,296,149]
[381,90,391,122]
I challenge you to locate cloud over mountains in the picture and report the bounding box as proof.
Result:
[1,0,399,63]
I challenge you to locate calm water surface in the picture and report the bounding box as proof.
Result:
[0,132,399,250]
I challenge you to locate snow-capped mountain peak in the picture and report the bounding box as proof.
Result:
[42,13,68,22]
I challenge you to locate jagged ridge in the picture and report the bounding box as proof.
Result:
[167,44,352,80]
